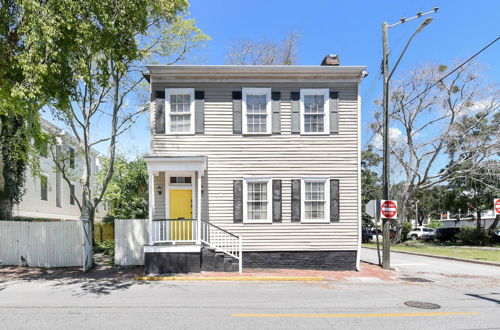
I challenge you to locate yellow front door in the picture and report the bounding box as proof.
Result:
[169,189,193,240]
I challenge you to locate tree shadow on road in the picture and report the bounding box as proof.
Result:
[0,253,145,296]
[465,292,500,304]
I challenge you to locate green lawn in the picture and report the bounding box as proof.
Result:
[362,241,500,263]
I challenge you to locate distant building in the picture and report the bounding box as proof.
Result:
[439,210,497,228]
[13,119,105,220]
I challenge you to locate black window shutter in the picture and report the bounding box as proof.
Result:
[272,179,282,222]
[232,91,242,134]
[291,179,301,222]
[330,179,340,222]
[329,91,339,134]
[290,91,300,134]
[233,180,243,223]
[271,92,281,134]
[154,90,165,134]
[195,91,205,134]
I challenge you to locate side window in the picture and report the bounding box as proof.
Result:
[69,147,75,169]
[70,184,76,205]
[40,175,48,201]
[165,88,195,134]
[301,178,330,223]
[243,178,272,223]
[300,89,329,134]
[242,88,272,134]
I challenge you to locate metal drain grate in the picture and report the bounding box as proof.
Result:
[399,277,433,283]
[405,301,441,309]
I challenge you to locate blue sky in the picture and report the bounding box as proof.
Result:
[44,0,500,157]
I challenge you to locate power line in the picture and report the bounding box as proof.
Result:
[399,36,500,108]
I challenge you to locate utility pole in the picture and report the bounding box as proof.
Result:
[380,7,438,270]
[381,21,391,270]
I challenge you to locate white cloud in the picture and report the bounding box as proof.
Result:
[372,127,403,149]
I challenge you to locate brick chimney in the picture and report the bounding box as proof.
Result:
[321,54,339,66]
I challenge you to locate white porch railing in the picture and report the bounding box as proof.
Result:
[200,219,243,273]
[151,218,243,273]
[152,219,197,243]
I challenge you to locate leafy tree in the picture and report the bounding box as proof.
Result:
[100,156,148,219]
[370,62,499,238]
[446,160,500,229]
[225,31,300,65]
[361,146,382,228]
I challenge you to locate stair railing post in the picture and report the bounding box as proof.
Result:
[238,236,243,273]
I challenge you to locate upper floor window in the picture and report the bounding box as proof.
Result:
[300,89,329,134]
[165,88,195,134]
[40,175,48,201]
[243,178,272,223]
[69,147,75,169]
[242,88,271,134]
[301,178,330,223]
[70,184,76,205]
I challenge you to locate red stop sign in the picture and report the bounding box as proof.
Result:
[381,200,397,219]
[495,199,500,215]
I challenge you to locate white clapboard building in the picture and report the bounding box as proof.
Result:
[141,57,366,273]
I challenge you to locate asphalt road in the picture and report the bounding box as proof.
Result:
[1,267,499,330]
[360,247,500,277]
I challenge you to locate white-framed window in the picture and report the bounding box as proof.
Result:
[243,178,272,223]
[301,178,330,223]
[300,89,329,134]
[242,88,272,134]
[40,174,48,201]
[165,88,195,134]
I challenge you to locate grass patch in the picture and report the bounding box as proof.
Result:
[363,241,500,263]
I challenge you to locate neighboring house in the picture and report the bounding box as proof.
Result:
[13,119,105,221]
[439,210,498,228]
[142,57,366,273]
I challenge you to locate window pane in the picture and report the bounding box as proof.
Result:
[170,94,191,113]
[247,181,268,220]
[304,181,325,220]
[246,94,267,133]
[304,95,324,113]
[247,95,267,113]
[304,114,324,132]
[170,114,191,132]
[247,114,267,133]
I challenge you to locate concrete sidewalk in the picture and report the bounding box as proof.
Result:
[0,262,395,283]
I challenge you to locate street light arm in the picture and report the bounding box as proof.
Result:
[388,29,419,81]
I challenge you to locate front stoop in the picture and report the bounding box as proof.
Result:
[144,244,239,275]
[201,247,238,272]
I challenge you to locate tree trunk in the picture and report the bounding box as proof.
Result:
[476,210,482,230]
[0,117,4,193]
[489,215,499,230]
[0,198,12,219]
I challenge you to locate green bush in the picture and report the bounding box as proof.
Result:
[94,240,115,256]
[427,219,442,229]
[457,227,490,245]
[401,221,413,241]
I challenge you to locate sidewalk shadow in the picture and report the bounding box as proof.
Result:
[0,253,145,296]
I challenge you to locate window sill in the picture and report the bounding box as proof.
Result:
[300,132,330,136]
[243,219,272,224]
[300,219,331,224]
[162,132,196,136]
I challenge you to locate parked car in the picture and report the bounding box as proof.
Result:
[435,227,460,242]
[371,228,396,241]
[421,229,436,241]
[362,229,372,243]
[409,227,435,240]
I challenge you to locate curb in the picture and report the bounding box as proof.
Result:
[363,247,500,267]
[134,276,326,282]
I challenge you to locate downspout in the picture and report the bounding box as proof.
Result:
[356,93,362,271]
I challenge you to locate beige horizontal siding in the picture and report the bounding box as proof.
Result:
[150,82,360,252]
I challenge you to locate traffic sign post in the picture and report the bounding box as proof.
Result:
[380,200,397,270]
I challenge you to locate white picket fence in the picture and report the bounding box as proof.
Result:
[0,220,83,267]
[114,219,148,266]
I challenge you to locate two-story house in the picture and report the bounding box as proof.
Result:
[143,58,366,274]
[13,119,105,221]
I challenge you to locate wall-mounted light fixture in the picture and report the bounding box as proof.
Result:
[157,186,162,195]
